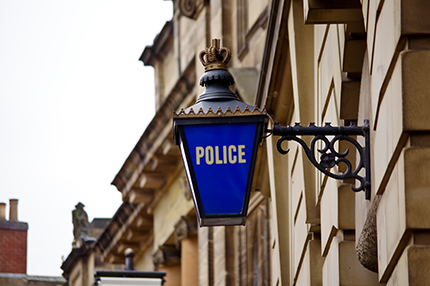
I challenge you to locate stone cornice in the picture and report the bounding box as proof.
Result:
[94,200,154,264]
[140,21,173,67]
[61,240,93,279]
[93,202,138,260]
[111,60,195,198]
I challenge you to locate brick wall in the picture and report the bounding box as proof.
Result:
[0,221,28,274]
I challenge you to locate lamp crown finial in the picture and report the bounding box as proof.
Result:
[199,38,231,71]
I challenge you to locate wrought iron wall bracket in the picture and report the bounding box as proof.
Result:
[272,120,371,199]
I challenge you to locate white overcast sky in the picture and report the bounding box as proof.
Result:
[0,0,172,276]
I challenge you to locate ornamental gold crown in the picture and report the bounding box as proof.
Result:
[199,38,232,71]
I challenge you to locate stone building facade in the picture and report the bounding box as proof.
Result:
[257,0,430,285]
[94,0,430,285]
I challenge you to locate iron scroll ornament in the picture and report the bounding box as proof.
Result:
[272,120,371,199]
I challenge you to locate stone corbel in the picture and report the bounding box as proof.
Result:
[179,0,205,20]
[153,245,181,269]
[174,215,198,247]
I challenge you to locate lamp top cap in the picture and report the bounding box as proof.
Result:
[199,38,231,71]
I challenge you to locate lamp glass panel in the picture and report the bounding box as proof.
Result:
[183,122,257,215]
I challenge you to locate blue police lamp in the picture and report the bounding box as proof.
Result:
[173,39,267,227]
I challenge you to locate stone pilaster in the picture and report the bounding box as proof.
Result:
[174,216,198,286]
[153,245,181,286]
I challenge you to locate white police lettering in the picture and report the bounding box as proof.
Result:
[196,145,246,165]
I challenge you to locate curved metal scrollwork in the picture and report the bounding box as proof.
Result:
[273,121,371,199]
